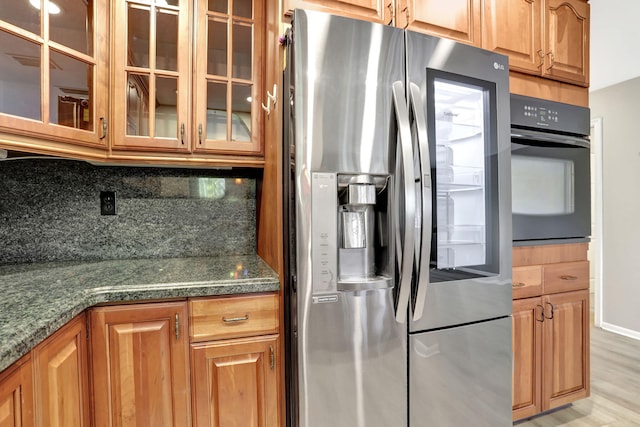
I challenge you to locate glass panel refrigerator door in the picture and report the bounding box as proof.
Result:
[428,70,499,282]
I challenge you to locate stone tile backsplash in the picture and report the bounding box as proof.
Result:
[0,157,257,265]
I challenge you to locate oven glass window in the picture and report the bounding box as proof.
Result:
[512,155,575,215]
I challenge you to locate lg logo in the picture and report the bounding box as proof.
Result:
[493,62,505,71]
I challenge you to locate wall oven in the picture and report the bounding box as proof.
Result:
[510,94,591,244]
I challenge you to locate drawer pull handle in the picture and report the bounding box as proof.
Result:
[270,345,275,370]
[513,282,526,288]
[560,275,578,281]
[175,313,180,340]
[223,314,249,323]
[536,305,545,323]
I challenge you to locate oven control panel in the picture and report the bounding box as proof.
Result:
[510,94,590,135]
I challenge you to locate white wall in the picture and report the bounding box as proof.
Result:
[590,77,640,339]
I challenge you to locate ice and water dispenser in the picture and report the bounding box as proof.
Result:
[310,172,393,297]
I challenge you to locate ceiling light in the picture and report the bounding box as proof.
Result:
[29,0,61,14]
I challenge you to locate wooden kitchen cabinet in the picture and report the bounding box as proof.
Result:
[511,243,590,421]
[0,355,34,427]
[396,0,481,46]
[512,297,543,420]
[111,0,265,157]
[191,336,279,427]
[482,0,589,86]
[282,0,391,24]
[189,293,280,427]
[89,302,191,427]
[0,0,109,155]
[33,314,90,427]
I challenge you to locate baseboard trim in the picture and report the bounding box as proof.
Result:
[601,322,640,341]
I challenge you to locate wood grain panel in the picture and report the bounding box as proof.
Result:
[191,335,279,427]
[509,72,588,107]
[512,243,588,267]
[90,302,191,427]
[189,293,278,342]
[33,314,89,427]
[282,0,390,24]
[543,290,590,411]
[512,265,543,299]
[397,0,481,46]
[512,297,543,420]
[482,0,542,73]
[0,355,34,427]
[543,260,589,294]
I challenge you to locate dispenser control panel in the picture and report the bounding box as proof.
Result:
[311,172,338,294]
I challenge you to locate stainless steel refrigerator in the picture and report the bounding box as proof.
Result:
[283,9,513,427]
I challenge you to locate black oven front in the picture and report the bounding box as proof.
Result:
[510,94,591,244]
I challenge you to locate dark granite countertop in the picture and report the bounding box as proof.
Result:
[0,255,279,373]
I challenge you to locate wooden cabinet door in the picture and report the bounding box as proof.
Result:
[543,0,589,86]
[191,335,279,427]
[111,0,192,152]
[0,356,34,427]
[542,290,590,410]
[512,297,543,421]
[396,0,481,46]
[193,0,264,155]
[282,0,391,24]
[482,0,542,74]
[90,302,191,427]
[33,314,89,427]
[0,0,109,151]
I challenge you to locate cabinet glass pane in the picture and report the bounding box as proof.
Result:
[0,30,41,121]
[206,81,226,140]
[50,50,93,130]
[233,0,252,18]
[231,83,251,142]
[50,0,93,55]
[208,0,227,13]
[232,22,251,80]
[128,5,150,68]
[0,1,40,35]
[156,9,178,71]
[207,19,227,76]
[155,76,177,138]
[126,73,150,136]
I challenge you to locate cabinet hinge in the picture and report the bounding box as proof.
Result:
[270,345,275,371]
[175,313,180,340]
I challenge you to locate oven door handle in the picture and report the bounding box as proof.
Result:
[511,129,590,149]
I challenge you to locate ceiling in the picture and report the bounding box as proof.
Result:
[589,0,640,91]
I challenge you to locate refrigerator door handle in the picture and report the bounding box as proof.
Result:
[408,82,431,321]
[391,80,416,324]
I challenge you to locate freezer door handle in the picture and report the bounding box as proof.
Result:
[408,82,430,321]
[392,80,416,324]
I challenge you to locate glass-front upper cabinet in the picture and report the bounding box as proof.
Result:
[193,0,263,154]
[0,0,108,147]
[111,0,191,151]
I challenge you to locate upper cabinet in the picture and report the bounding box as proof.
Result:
[543,0,589,86]
[111,0,264,155]
[396,0,481,46]
[0,0,109,150]
[282,0,391,24]
[482,0,589,86]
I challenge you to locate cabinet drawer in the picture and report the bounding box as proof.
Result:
[512,266,543,299]
[189,293,278,342]
[543,261,589,294]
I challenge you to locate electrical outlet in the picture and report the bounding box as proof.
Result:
[100,191,117,215]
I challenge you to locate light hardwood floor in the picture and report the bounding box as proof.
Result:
[515,323,640,426]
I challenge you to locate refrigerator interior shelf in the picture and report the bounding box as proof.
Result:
[436,183,483,193]
[337,275,394,292]
[436,120,482,142]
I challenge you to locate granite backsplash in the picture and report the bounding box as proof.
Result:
[0,157,258,265]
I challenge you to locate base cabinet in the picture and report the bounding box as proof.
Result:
[89,302,191,427]
[512,243,590,421]
[33,314,90,427]
[191,336,279,427]
[0,356,34,427]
